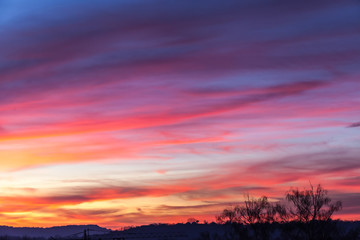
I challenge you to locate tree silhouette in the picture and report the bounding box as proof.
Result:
[216,207,237,224]
[286,183,342,222]
[217,195,288,225]
[216,183,345,240]
[284,183,343,240]
[217,195,287,240]
[187,217,200,224]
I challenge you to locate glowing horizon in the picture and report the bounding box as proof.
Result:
[0,0,360,229]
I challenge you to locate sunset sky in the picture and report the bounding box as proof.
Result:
[1,0,360,229]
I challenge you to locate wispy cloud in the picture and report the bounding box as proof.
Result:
[347,122,360,128]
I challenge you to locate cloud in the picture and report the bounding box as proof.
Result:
[249,150,360,176]
[0,80,329,141]
[331,192,360,217]
[0,184,195,210]
[347,122,360,128]
[176,186,271,201]
[1,0,359,102]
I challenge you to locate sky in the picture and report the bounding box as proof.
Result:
[0,0,360,229]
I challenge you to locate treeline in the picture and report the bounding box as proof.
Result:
[0,236,48,240]
[212,184,359,240]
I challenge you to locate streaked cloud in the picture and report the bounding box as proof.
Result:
[347,122,360,128]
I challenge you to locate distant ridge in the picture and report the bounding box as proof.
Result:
[0,225,110,238]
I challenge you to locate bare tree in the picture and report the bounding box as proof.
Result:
[216,184,344,240]
[216,207,237,224]
[286,183,342,222]
[285,183,343,240]
[236,195,271,224]
[217,195,288,240]
[217,195,276,224]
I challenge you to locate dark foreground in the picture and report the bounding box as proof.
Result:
[0,221,359,240]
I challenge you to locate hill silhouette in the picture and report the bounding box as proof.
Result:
[0,225,109,238]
